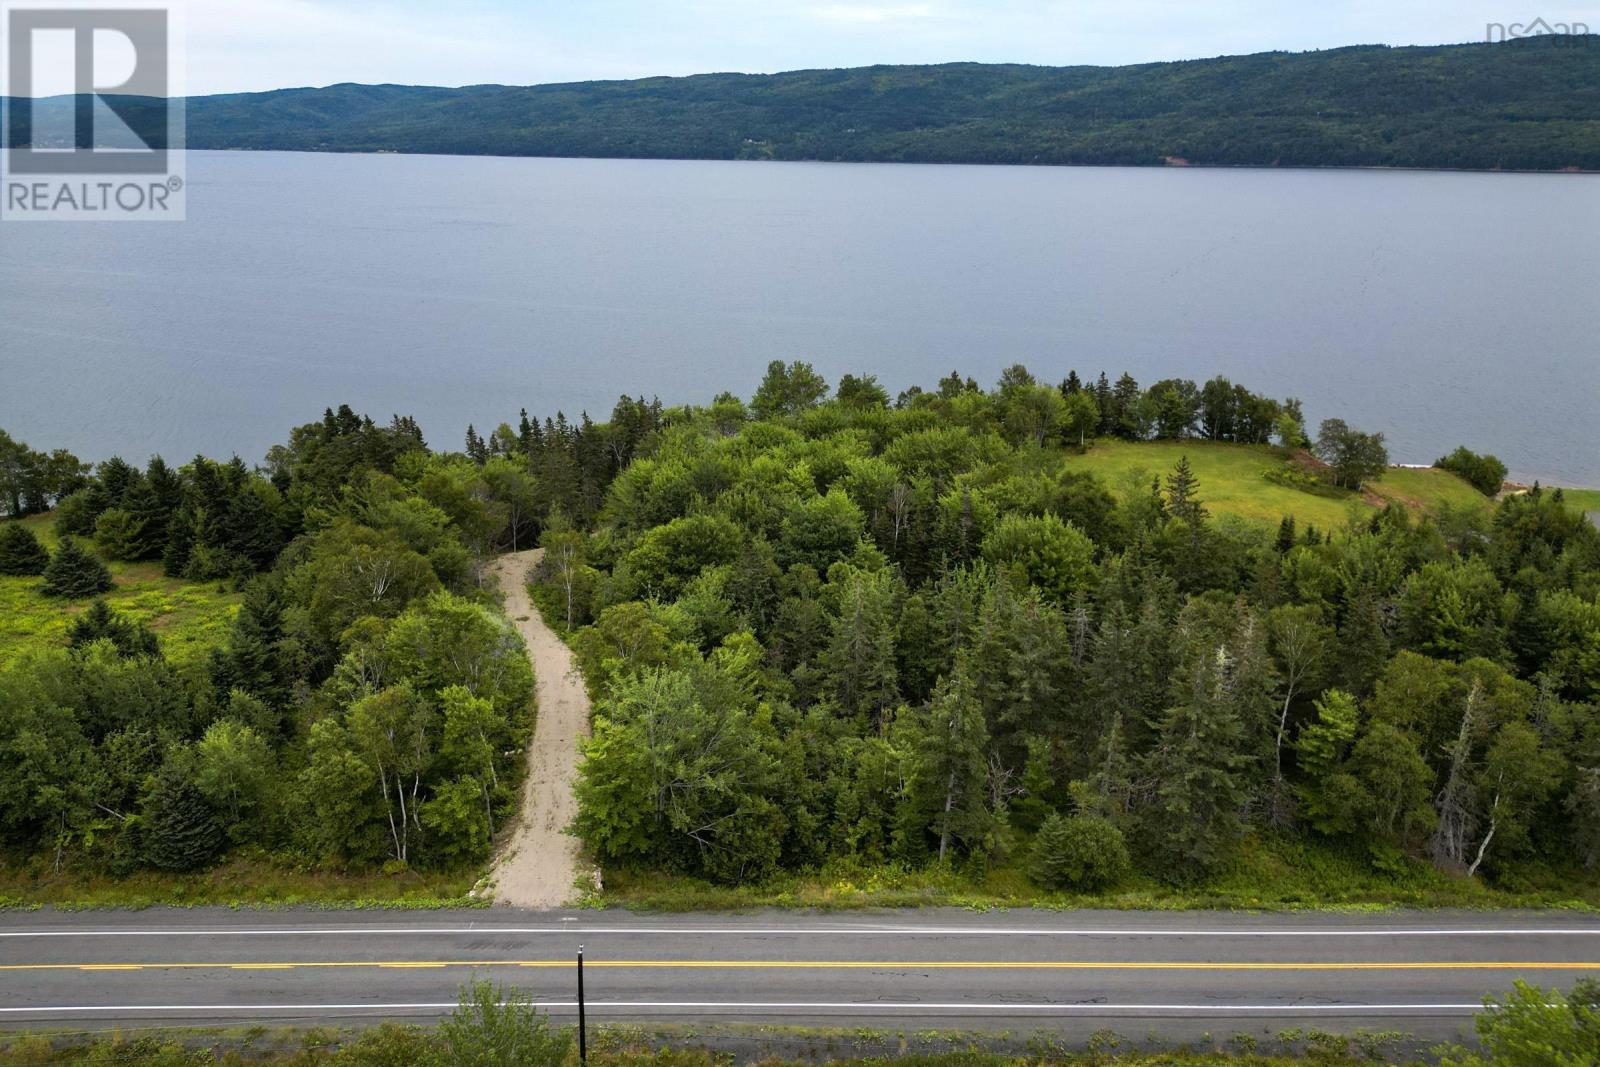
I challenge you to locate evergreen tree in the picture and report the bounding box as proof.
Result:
[1029,813,1131,890]
[464,425,488,464]
[903,665,993,863]
[0,522,49,576]
[1093,372,1114,435]
[140,761,224,871]
[1139,647,1249,881]
[1338,586,1391,696]
[822,568,900,727]
[1112,373,1143,438]
[1164,456,1208,530]
[40,537,113,598]
[1274,515,1298,554]
[68,599,160,659]
[209,577,293,717]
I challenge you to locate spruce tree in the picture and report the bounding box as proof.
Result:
[0,522,49,576]
[1139,648,1249,881]
[1338,586,1391,697]
[1164,456,1208,530]
[1112,373,1144,438]
[210,577,293,713]
[68,599,161,659]
[40,537,113,598]
[822,568,900,727]
[1029,812,1131,890]
[1275,515,1297,554]
[141,762,224,871]
[905,665,993,864]
[117,477,167,560]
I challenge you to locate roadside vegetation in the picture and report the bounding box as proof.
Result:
[1,976,1595,1065]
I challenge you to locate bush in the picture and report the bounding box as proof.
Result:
[0,523,49,576]
[93,506,142,560]
[1441,978,1600,1066]
[1028,813,1131,890]
[140,761,224,871]
[67,599,161,659]
[436,979,572,1067]
[51,488,101,536]
[39,537,113,598]
[1435,445,1509,497]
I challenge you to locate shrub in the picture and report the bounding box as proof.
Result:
[67,599,161,659]
[140,761,224,871]
[1028,813,1131,890]
[39,537,113,598]
[51,488,101,536]
[437,979,572,1067]
[0,523,49,576]
[93,506,141,560]
[980,512,1095,603]
[1435,446,1509,497]
[1441,978,1600,1066]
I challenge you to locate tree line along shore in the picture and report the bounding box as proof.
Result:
[0,362,1596,909]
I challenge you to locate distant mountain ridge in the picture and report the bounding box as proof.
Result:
[10,37,1600,170]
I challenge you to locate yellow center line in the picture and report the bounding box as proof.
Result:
[0,960,1595,974]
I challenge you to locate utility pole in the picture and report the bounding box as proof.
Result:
[577,944,588,1066]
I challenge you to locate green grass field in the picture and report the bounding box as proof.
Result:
[0,513,241,669]
[1058,441,1495,529]
[1558,487,1600,515]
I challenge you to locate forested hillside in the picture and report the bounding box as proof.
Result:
[196,37,1600,170]
[15,36,1598,170]
[513,365,1599,901]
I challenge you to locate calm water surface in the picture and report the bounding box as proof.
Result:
[2,152,1596,484]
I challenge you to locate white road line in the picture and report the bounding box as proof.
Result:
[2,926,1597,938]
[0,1002,1488,1015]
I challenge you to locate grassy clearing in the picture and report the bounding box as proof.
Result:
[588,834,1600,913]
[0,854,481,910]
[1057,441,1493,530]
[0,513,242,668]
[1558,487,1600,514]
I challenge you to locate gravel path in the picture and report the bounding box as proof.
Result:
[488,548,593,908]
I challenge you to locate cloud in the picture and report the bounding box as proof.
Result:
[809,3,939,26]
[28,0,1590,97]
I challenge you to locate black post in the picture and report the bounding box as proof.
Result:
[577,945,587,1066]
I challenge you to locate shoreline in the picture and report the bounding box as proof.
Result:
[188,145,1600,176]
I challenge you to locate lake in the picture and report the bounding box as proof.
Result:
[2,152,1596,485]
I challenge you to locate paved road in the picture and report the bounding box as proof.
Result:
[2,908,1597,1043]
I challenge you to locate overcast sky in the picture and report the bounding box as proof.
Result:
[43,0,1600,95]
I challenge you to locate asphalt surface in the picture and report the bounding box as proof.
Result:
[2,908,1598,1043]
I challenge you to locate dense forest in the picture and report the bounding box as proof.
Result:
[196,38,1600,171]
[1,362,1597,900]
[508,365,1597,892]
[12,37,1599,170]
[0,413,539,875]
